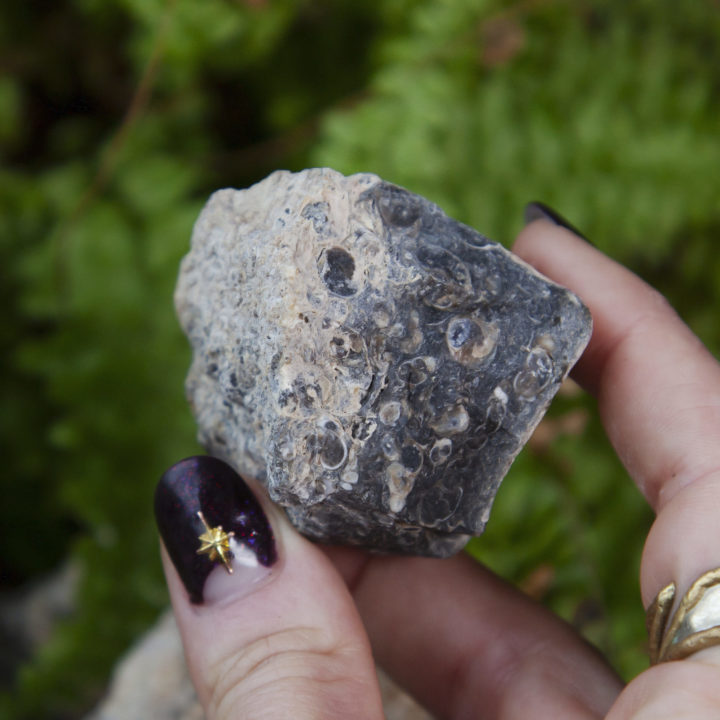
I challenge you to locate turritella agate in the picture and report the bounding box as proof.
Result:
[175,169,591,556]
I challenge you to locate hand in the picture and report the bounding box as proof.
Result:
[155,210,720,719]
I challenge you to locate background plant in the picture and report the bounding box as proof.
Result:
[1,1,718,717]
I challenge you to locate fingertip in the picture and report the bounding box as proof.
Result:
[154,456,278,606]
[523,201,591,243]
[155,458,385,719]
[513,216,598,283]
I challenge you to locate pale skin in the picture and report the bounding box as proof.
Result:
[162,219,720,719]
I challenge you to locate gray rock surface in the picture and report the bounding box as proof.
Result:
[176,168,591,556]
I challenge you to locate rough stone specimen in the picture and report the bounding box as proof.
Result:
[175,168,591,556]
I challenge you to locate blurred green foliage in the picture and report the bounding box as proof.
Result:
[1,0,719,717]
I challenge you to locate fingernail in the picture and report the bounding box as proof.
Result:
[154,456,277,605]
[523,201,592,244]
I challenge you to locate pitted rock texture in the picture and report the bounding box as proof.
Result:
[176,168,591,556]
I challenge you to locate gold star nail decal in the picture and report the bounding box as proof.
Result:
[196,511,234,573]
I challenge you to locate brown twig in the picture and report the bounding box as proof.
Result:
[52,0,177,304]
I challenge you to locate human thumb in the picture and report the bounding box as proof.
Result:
[154,456,384,720]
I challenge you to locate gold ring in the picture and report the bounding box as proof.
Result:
[647,567,720,664]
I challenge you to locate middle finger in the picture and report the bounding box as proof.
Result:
[327,547,622,720]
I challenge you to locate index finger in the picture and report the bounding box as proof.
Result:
[513,220,720,603]
[514,221,720,512]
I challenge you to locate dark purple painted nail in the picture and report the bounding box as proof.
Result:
[154,456,277,604]
[523,201,592,244]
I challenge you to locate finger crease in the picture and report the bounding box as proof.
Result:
[656,464,720,513]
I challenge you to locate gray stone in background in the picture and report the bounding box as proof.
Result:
[0,561,80,686]
[84,612,203,720]
[176,168,591,556]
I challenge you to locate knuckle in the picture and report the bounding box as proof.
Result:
[205,627,362,720]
